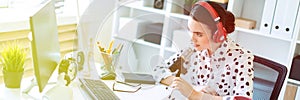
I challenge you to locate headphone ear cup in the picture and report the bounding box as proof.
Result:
[213,27,227,43]
[219,27,227,42]
[213,31,218,42]
[213,30,222,43]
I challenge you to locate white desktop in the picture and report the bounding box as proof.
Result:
[0,62,171,100]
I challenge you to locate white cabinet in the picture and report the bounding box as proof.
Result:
[112,0,300,99]
[228,0,300,68]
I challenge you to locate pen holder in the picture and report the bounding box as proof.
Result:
[100,52,120,80]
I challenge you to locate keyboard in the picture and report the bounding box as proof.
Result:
[79,78,119,100]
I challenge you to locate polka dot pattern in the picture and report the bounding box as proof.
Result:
[153,39,254,99]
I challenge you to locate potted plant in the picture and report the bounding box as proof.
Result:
[1,41,27,88]
[184,0,199,15]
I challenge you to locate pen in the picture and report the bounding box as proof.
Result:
[117,44,123,54]
[112,44,121,54]
[172,69,179,77]
[107,40,114,54]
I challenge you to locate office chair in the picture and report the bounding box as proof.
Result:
[253,55,287,100]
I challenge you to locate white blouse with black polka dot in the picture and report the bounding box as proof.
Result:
[153,39,254,99]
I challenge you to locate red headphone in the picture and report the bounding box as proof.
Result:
[194,1,227,43]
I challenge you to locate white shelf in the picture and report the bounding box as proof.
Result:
[235,27,292,42]
[114,35,178,54]
[121,1,166,15]
[165,46,177,53]
[170,13,189,20]
[297,40,300,44]
[113,35,161,49]
[135,39,161,48]
[288,79,300,85]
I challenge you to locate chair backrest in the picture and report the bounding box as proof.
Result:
[253,55,287,100]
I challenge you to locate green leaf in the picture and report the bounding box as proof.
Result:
[0,40,27,72]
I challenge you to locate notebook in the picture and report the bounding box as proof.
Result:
[122,72,156,84]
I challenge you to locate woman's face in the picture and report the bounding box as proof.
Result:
[188,17,214,51]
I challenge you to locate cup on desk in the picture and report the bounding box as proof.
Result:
[100,52,120,80]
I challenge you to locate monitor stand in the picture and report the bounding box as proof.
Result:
[22,78,56,99]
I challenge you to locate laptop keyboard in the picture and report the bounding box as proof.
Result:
[79,78,119,100]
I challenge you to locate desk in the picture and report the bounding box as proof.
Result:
[101,81,170,100]
[0,60,170,100]
[0,78,170,100]
[0,62,171,100]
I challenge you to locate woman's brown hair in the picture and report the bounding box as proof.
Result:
[191,1,235,33]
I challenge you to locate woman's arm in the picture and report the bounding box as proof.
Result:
[172,77,223,100]
[153,49,189,84]
[189,91,252,100]
[173,77,252,100]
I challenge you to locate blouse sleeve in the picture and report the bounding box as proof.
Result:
[153,50,184,83]
[232,52,254,98]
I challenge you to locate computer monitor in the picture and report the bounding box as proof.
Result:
[29,0,60,92]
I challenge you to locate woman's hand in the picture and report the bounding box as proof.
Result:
[171,77,194,97]
[160,76,176,86]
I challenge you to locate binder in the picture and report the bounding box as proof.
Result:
[271,0,300,39]
[283,83,298,100]
[259,0,277,34]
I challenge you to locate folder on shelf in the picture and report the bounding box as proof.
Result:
[259,0,277,34]
[235,17,256,29]
[270,0,300,39]
[284,83,298,100]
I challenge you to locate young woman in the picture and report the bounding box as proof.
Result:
[153,1,254,100]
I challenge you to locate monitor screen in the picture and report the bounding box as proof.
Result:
[29,0,60,92]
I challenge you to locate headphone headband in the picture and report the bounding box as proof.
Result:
[198,2,221,22]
